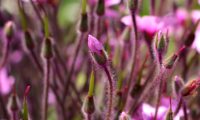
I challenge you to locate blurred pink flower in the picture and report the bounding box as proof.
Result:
[88,35,103,54]
[175,8,189,25]
[121,15,164,41]
[89,0,120,6]
[191,10,200,23]
[142,97,184,120]
[0,68,15,95]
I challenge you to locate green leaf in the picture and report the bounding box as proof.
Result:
[88,70,95,97]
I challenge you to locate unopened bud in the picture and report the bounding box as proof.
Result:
[88,35,108,66]
[41,37,54,59]
[184,31,195,47]
[24,30,35,50]
[83,95,95,115]
[181,79,200,97]
[8,93,19,112]
[3,21,15,41]
[96,0,105,16]
[80,13,88,32]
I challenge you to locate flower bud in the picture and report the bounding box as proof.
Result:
[83,95,95,115]
[24,30,35,50]
[8,92,19,112]
[96,0,105,16]
[3,21,15,41]
[181,79,200,97]
[88,35,108,66]
[41,37,54,59]
[184,31,195,47]
[80,14,88,32]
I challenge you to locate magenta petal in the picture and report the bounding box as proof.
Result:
[121,15,132,26]
[88,35,103,53]
[0,68,15,95]
[105,0,120,7]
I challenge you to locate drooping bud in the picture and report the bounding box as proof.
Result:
[3,21,15,41]
[88,35,107,66]
[184,31,195,47]
[181,79,200,97]
[41,37,54,59]
[82,95,95,115]
[24,30,35,50]
[96,0,105,16]
[128,0,138,13]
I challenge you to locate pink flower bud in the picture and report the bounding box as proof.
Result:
[88,35,107,66]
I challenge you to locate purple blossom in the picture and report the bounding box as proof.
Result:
[0,68,15,95]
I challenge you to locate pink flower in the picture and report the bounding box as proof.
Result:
[142,97,184,120]
[0,68,15,95]
[121,15,164,42]
[191,10,200,23]
[89,0,120,6]
[88,35,103,54]
[175,8,189,25]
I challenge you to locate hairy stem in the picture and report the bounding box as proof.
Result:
[104,66,113,120]
[0,40,10,70]
[30,49,43,74]
[63,33,85,104]
[42,59,50,120]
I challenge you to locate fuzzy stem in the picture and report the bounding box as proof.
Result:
[123,9,138,111]
[30,49,43,74]
[183,100,188,120]
[104,66,113,120]
[96,16,102,39]
[150,0,155,15]
[154,73,164,120]
[30,0,44,26]
[175,97,183,115]
[87,114,91,120]
[63,33,85,103]
[0,40,11,70]
[42,59,50,120]
[12,111,17,120]
[0,95,9,119]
